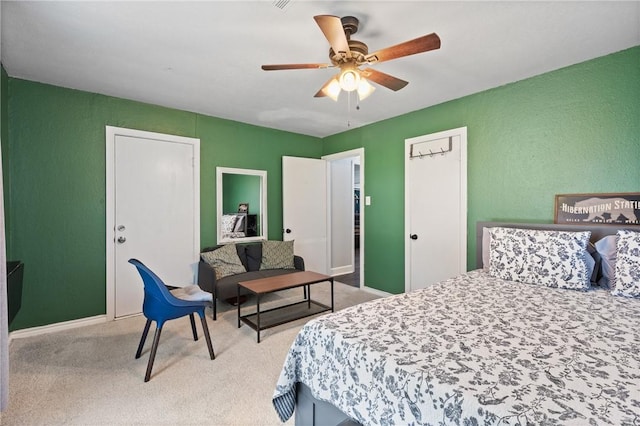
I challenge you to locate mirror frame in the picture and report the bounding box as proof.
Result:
[216,167,268,244]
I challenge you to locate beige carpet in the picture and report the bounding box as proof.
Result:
[2,281,379,425]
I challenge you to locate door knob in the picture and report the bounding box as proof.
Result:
[410,234,418,240]
[285,228,292,234]
[117,225,126,231]
[117,236,126,244]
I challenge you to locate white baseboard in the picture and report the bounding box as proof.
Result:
[362,286,392,298]
[330,265,354,276]
[9,315,108,341]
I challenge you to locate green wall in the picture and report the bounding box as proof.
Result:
[222,174,261,215]
[5,46,639,329]
[6,81,321,330]
[222,173,262,234]
[323,46,640,294]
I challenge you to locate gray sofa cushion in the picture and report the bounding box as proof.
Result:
[245,243,262,271]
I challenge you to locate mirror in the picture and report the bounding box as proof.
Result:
[216,167,267,243]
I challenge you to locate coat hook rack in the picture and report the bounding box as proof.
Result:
[409,137,453,159]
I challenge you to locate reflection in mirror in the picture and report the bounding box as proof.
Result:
[216,167,267,243]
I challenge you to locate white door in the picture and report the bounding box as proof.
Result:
[106,127,200,319]
[405,127,467,292]
[282,156,328,274]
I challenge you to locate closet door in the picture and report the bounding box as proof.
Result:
[405,127,467,292]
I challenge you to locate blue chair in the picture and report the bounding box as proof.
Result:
[129,259,215,382]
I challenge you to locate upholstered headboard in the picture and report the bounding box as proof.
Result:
[475,221,640,269]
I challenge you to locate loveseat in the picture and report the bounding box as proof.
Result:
[197,240,304,320]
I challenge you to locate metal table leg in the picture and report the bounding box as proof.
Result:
[330,278,334,312]
[256,294,261,343]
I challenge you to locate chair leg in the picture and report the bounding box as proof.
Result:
[199,314,215,360]
[135,319,152,359]
[144,325,163,382]
[213,296,217,320]
[189,313,198,341]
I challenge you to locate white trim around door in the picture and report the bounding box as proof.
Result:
[322,148,365,288]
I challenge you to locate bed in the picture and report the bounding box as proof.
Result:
[272,222,640,425]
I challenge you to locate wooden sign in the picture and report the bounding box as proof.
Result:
[554,193,640,225]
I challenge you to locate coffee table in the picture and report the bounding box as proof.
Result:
[237,271,334,342]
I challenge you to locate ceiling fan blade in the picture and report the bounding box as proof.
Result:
[314,88,327,98]
[314,15,351,59]
[262,63,330,71]
[361,68,409,91]
[365,33,440,64]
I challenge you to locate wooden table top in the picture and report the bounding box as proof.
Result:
[238,271,332,295]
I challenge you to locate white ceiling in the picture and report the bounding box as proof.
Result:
[2,1,639,138]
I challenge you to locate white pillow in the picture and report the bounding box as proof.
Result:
[611,230,640,298]
[171,285,213,302]
[489,227,591,290]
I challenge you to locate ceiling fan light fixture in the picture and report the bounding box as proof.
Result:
[339,68,360,92]
[322,77,341,101]
[357,78,375,101]
[262,15,442,102]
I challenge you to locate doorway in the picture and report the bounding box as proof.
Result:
[323,149,364,288]
[105,126,200,320]
[281,149,365,287]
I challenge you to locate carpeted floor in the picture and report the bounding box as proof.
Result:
[2,281,379,425]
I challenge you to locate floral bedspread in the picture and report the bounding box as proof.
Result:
[272,270,640,425]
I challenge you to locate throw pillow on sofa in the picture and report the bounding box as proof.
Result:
[201,244,246,279]
[260,240,295,270]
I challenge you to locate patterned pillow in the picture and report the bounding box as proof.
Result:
[201,244,246,280]
[611,230,640,298]
[488,227,591,290]
[260,240,295,270]
[221,214,239,233]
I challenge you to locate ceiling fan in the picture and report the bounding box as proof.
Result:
[261,15,441,101]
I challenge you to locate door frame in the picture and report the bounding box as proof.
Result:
[105,126,200,321]
[404,127,467,292]
[322,148,365,287]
